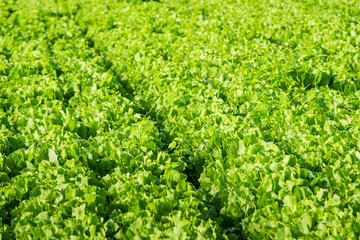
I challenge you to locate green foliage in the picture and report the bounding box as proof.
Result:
[1,0,360,239]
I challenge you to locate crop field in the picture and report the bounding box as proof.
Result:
[1,0,360,239]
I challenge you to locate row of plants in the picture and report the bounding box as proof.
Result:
[1,0,360,239]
